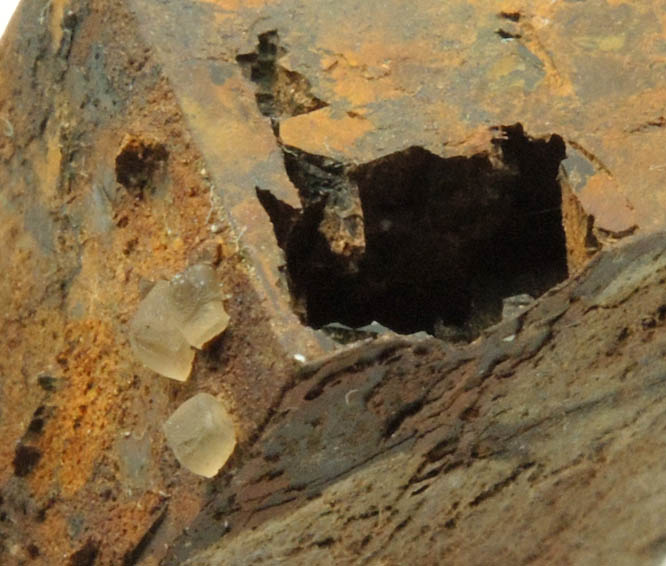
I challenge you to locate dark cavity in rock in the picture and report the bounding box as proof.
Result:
[259,124,573,340]
[115,136,168,196]
[69,540,99,566]
[13,444,42,477]
[236,30,328,124]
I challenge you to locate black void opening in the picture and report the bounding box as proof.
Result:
[115,136,168,197]
[236,31,328,123]
[13,443,42,477]
[258,124,569,339]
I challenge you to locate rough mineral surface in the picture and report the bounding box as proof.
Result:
[3,0,666,565]
[163,393,236,478]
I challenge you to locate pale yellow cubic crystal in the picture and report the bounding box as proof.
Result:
[129,280,195,381]
[169,264,230,348]
[129,264,230,381]
[163,393,237,477]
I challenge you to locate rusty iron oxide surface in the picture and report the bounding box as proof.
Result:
[1,0,666,565]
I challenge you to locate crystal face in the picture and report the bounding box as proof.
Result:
[129,264,229,380]
[170,264,230,349]
[162,393,237,477]
[129,280,195,381]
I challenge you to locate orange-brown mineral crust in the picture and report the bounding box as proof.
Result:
[2,1,666,565]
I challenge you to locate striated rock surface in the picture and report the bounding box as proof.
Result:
[2,1,666,565]
[163,233,666,566]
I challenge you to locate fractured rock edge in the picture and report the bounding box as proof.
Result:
[164,231,666,566]
[257,124,599,340]
[0,1,660,564]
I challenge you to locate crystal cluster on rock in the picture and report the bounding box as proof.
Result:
[129,264,229,380]
[162,393,237,477]
[169,263,230,348]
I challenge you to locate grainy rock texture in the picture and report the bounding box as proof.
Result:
[2,1,666,565]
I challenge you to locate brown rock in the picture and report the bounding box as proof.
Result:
[2,1,666,565]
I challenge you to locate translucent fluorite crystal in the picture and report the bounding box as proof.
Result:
[129,280,195,381]
[129,264,229,380]
[170,264,230,349]
[163,393,236,477]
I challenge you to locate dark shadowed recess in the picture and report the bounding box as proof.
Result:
[236,30,327,124]
[258,124,569,339]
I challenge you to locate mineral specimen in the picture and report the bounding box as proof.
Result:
[162,393,237,477]
[129,280,196,381]
[169,264,230,349]
[129,264,229,380]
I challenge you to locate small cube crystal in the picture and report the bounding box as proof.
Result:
[163,393,237,477]
[170,264,230,348]
[129,280,195,381]
[129,264,229,380]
